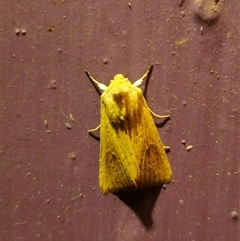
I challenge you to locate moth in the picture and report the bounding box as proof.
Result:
[85,65,172,194]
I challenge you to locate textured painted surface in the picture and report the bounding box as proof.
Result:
[1,0,239,240]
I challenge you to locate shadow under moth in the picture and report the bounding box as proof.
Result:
[85,65,172,194]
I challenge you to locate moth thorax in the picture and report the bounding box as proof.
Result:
[105,91,129,123]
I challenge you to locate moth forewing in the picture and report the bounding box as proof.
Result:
[86,66,172,194]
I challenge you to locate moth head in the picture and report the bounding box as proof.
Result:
[109,74,129,85]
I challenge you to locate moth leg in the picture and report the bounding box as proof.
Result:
[164,146,170,150]
[151,109,170,150]
[133,64,153,87]
[149,108,170,119]
[88,125,101,133]
[85,70,107,91]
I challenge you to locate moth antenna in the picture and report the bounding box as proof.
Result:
[133,64,153,87]
[85,70,107,91]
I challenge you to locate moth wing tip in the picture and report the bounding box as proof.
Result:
[165,172,173,183]
[100,187,109,195]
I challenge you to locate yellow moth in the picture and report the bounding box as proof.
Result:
[85,65,172,194]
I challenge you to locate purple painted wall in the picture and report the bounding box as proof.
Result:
[2,0,239,240]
